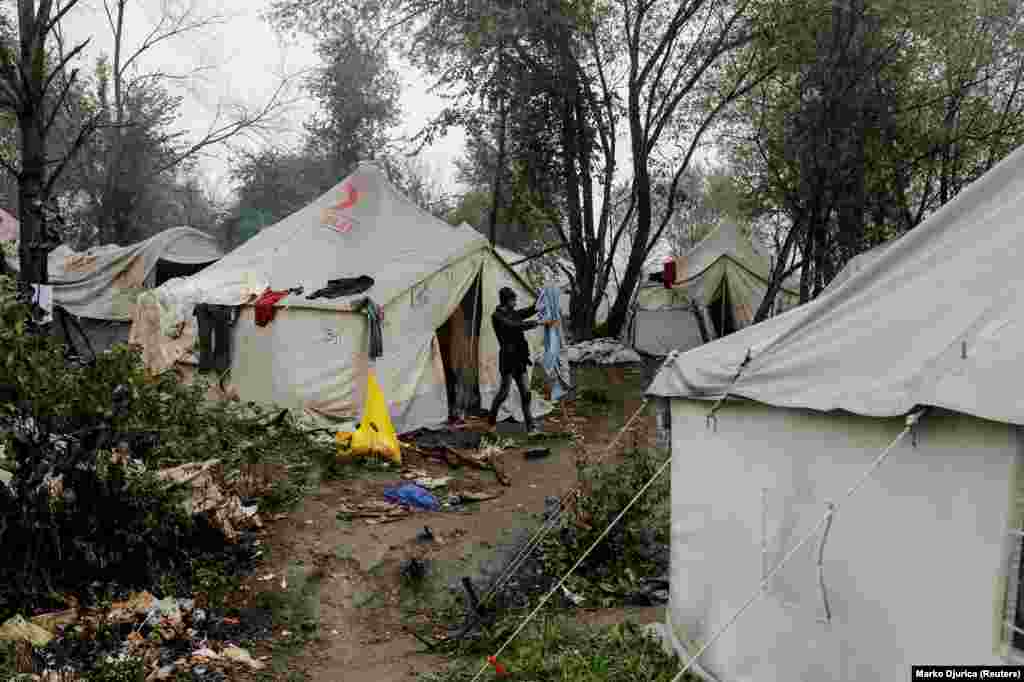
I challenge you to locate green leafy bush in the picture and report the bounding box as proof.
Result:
[541,446,671,605]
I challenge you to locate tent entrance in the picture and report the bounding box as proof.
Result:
[436,272,483,420]
[707,276,737,338]
[154,258,219,287]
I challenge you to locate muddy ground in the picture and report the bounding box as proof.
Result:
[230,361,664,682]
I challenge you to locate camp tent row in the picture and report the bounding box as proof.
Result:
[647,141,1024,679]
[129,162,552,434]
[1,221,222,353]
[628,220,801,357]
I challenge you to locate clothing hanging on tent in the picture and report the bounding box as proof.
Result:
[194,303,237,372]
[307,275,375,300]
[354,297,384,359]
[254,288,290,327]
[537,285,573,401]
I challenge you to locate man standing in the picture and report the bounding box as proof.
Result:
[489,286,544,434]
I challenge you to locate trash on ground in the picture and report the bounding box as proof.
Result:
[336,500,411,523]
[383,483,441,511]
[416,526,435,542]
[415,475,453,489]
[561,584,585,606]
[524,447,551,459]
[401,427,483,452]
[0,614,54,647]
[155,459,263,543]
[458,491,503,502]
[566,338,643,365]
[221,644,266,670]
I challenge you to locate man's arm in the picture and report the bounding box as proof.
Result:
[494,309,539,331]
[513,304,538,320]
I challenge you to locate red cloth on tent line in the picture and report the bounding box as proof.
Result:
[254,289,290,327]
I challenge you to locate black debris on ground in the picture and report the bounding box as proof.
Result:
[402,428,484,451]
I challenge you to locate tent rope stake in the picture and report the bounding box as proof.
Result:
[668,407,928,682]
[469,453,673,682]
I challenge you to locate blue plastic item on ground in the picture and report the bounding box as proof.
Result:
[383,483,441,511]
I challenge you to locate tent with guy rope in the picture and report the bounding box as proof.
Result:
[645,141,1024,680]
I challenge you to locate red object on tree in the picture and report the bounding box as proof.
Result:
[663,259,676,289]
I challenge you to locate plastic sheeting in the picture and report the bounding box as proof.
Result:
[4,226,222,320]
[648,141,1024,426]
[566,338,642,365]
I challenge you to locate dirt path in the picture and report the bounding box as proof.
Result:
[246,364,659,682]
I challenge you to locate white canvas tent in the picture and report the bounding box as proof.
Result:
[3,226,222,352]
[646,143,1024,680]
[628,221,799,357]
[130,163,552,433]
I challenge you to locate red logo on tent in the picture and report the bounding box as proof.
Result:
[323,181,361,233]
[335,181,360,210]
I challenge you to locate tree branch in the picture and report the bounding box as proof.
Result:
[120,10,227,78]
[152,79,291,175]
[41,37,88,99]
[45,0,85,34]
[42,67,78,137]
[44,113,100,197]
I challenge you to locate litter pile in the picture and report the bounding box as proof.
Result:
[565,338,643,365]
[0,592,272,680]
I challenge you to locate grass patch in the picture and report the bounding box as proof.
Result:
[420,616,697,681]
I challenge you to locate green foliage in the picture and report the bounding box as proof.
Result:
[422,618,696,682]
[0,275,331,618]
[540,447,670,605]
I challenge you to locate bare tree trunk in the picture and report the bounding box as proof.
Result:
[17,111,49,285]
[605,75,651,337]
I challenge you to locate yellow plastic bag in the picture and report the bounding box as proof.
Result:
[348,369,402,465]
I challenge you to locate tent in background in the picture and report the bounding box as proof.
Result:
[627,221,799,357]
[3,225,222,353]
[645,142,1024,679]
[130,163,552,434]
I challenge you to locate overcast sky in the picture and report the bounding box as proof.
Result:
[62,0,467,202]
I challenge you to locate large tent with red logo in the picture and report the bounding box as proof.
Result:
[129,162,553,433]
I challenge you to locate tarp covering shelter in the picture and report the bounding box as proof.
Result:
[628,221,799,357]
[2,225,222,352]
[130,162,552,433]
[645,142,1024,679]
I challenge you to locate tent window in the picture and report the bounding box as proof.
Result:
[154,259,218,287]
[437,272,483,419]
[707,278,737,338]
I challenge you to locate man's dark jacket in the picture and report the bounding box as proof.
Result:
[492,304,537,376]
